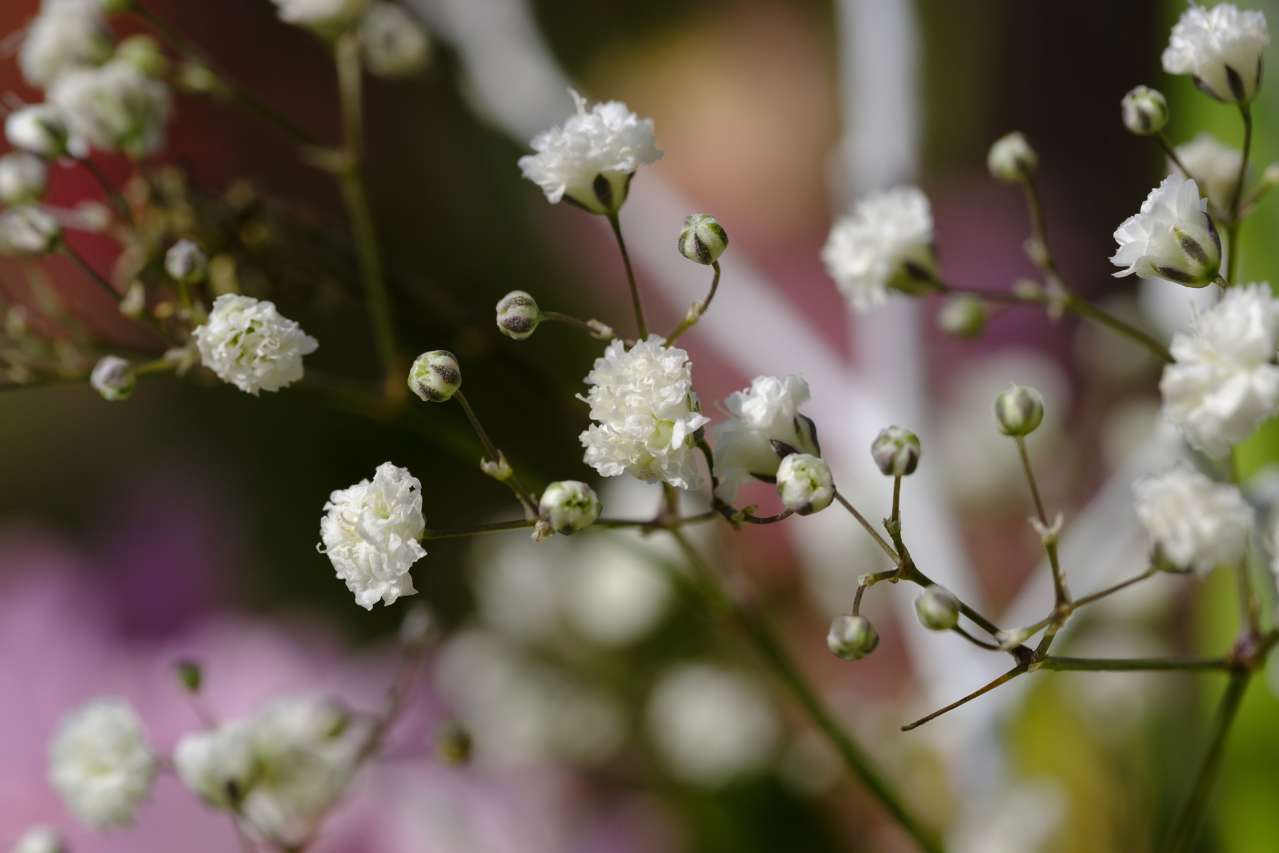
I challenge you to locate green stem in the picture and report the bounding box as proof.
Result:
[421,512,717,540]
[1014,436,1069,607]
[606,212,648,339]
[75,157,134,227]
[540,311,613,340]
[1158,132,1194,180]
[452,389,538,514]
[62,243,120,303]
[1060,294,1172,363]
[1225,104,1252,285]
[833,490,898,562]
[666,261,721,345]
[902,665,1028,731]
[1038,656,1231,673]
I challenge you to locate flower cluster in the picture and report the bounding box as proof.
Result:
[1134,465,1253,574]
[1162,2,1269,102]
[48,697,157,829]
[1110,172,1221,285]
[821,186,936,312]
[193,294,319,395]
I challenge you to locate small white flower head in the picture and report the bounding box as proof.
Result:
[271,0,371,36]
[1161,283,1279,457]
[1111,173,1221,285]
[1122,85,1170,135]
[495,291,540,341]
[822,186,937,313]
[937,293,987,337]
[776,453,834,515]
[0,152,49,205]
[360,2,430,78]
[164,239,209,284]
[518,89,663,215]
[538,480,601,536]
[1174,133,1243,214]
[49,59,171,157]
[407,349,461,402]
[710,374,818,502]
[115,34,168,79]
[19,0,112,89]
[678,213,729,265]
[0,206,62,256]
[319,461,426,609]
[914,585,960,631]
[173,722,257,810]
[1134,464,1253,574]
[579,335,709,490]
[826,614,878,661]
[5,105,71,159]
[994,383,1046,437]
[193,294,318,394]
[871,425,921,477]
[90,355,135,401]
[1163,3,1270,103]
[48,697,156,830]
[987,132,1037,183]
[10,826,66,853]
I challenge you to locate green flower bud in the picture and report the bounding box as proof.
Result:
[436,722,473,766]
[678,213,729,265]
[117,34,169,78]
[937,294,986,337]
[408,350,461,402]
[1121,86,1169,136]
[776,453,834,515]
[826,615,878,661]
[914,585,960,631]
[174,659,203,692]
[994,384,1045,437]
[495,290,540,340]
[538,480,601,535]
[870,425,921,477]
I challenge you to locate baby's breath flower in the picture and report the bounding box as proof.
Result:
[1110,173,1221,285]
[870,425,921,477]
[0,206,61,256]
[1134,464,1253,574]
[49,59,171,156]
[821,186,937,313]
[360,2,430,78]
[776,453,834,515]
[173,722,256,809]
[193,294,318,395]
[319,461,426,610]
[19,0,112,89]
[270,0,370,36]
[1173,133,1242,213]
[914,585,960,630]
[5,105,70,159]
[10,826,65,853]
[538,480,601,536]
[0,152,49,205]
[48,697,156,830]
[711,374,818,502]
[1122,85,1169,135]
[826,615,878,661]
[987,132,1037,183]
[90,355,135,401]
[1162,2,1269,103]
[518,89,662,215]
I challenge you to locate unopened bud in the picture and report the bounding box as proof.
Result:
[987,132,1037,183]
[826,615,878,661]
[994,383,1045,437]
[914,585,960,631]
[0,152,48,205]
[165,239,209,284]
[538,480,601,535]
[120,282,146,318]
[90,355,136,401]
[5,105,69,159]
[586,319,614,340]
[436,722,473,766]
[480,452,512,482]
[408,350,461,402]
[678,213,729,265]
[937,293,986,337]
[776,453,834,515]
[178,61,225,96]
[495,290,540,340]
[117,34,169,78]
[1121,86,1169,136]
[361,2,431,78]
[174,659,203,693]
[870,425,921,477]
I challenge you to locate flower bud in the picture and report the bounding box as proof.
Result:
[678,213,729,265]
[776,453,834,515]
[937,293,986,337]
[117,34,169,78]
[913,585,960,631]
[1262,162,1279,189]
[174,659,203,693]
[177,61,226,96]
[0,207,61,256]
[90,355,136,401]
[5,105,69,160]
[436,722,473,766]
[994,384,1045,437]
[361,2,431,78]
[870,425,921,477]
[407,350,461,402]
[826,614,878,661]
[987,132,1037,183]
[495,290,540,340]
[165,239,208,284]
[480,452,513,482]
[538,480,601,535]
[1121,86,1169,136]
[0,152,48,205]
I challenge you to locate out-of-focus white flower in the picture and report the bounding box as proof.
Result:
[951,781,1065,853]
[10,826,66,853]
[360,2,430,78]
[5,105,71,159]
[271,0,370,35]
[173,721,257,810]
[561,539,671,647]
[821,186,936,313]
[579,335,709,490]
[1175,133,1243,213]
[1111,173,1221,286]
[711,374,817,502]
[646,662,779,787]
[1160,283,1279,457]
[1134,464,1253,574]
[0,153,49,204]
[90,355,135,401]
[776,453,834,515]
[1122,85,1170,135]
[1162,3,1269,103]
[518,89,662,215]
[19,0,112,89]
[165,239,208,284]
[0,206,62,256]
[48,697,156,830]
[987,132,1037,183]
[49,59,171,156]
[319,461,426,609]
[193,294,318,394]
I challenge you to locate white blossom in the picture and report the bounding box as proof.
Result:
[19,0,111,89]
[987,131,1037,183]
[193,294,318,395]
[1162,3,1270,103]
[5,105,71,159]
[1161,283,1279,457]
[360,2,430,78]
[90,355,135,401]
[0,206,61,256]
[1134,464,1253,574]
[173,721,257,809]
[0,153,49,205]
[711,374,817,502]
[821,186,936,313]
[48,697,156,830]
[319,461,426,609]
[49,59,171,156]
[271,0,370,34]
[579,335,709,489]
[1174,133,1243,215]
[1111,173,1221,286]
[10,826,65,853]
[518,89,662,215]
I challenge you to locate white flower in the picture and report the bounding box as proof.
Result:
[5,104,71,159]
[1174,133,1243,213]
[987,131,1037,183]
[646,663,779,787]
[579,335,709,490]
[193,294,318,395]
[49,59,171,156]
[711,374,817,502]
[271,0,370,34]
[1111,173,1221,286]
[319,461,426,609]
[10,826,65,853]
[562,540,672,647]
[1134,464,1253,574]
[173,722,257,810]
[90,355,135,401]
[0,153,49,204]
[19,0,112,89]
[518,89,662,215]
[821,186,936,313]
[48,697,156,830]
[360,2,430,78]
[1161,283,1279,456]
[1162,3,1269,103]
[0,206,61,256]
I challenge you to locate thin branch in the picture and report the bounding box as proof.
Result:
[901,665,1027,731]
[606,212,648,339]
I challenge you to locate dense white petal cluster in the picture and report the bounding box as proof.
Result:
[49,59,171,156]
[1162,3,1269,103]
[10,826,65,853]
[579,336,709,490]
[360,2,429,78]
[1175,134,1242,213]
[19,0,111,89]
[821,186,936,313]
[48,697,156,830]
[711,374,817,501]
[518,89,662,215]
[1161,284,1279,456]
[193,294,318,395]
[319,461,426,609]
[1134,464,1253,574]
[271,0,370,34]
[1111,173,1220,285]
